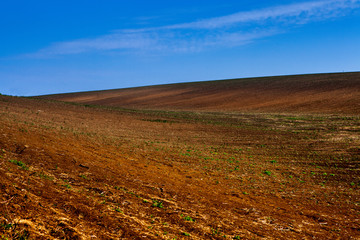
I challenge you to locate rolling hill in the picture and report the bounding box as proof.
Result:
[38,72,360,114]
[1,72,359,239]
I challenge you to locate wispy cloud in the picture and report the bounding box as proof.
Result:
[27,0,360,57]
[33,32,158,56]
[164,0,359,29]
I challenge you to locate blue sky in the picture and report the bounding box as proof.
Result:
[1,0,360,96]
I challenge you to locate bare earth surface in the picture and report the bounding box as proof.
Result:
[38,72,360,114]
[1,73,360,239]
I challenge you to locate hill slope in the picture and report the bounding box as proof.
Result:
[1,95,360,239]
[38,72,360,113]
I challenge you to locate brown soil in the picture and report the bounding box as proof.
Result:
[38,72,360,114]
[1,73,360,239]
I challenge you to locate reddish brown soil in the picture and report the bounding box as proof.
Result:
[38,72,360,114]
[1,72,360,239]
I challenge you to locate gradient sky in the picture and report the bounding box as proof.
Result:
[1,0,360,96]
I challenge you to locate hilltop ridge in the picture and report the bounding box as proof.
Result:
[37,72,360,113]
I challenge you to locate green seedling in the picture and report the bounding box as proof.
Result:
[62,184,71,189]
[211,228,222,236]
[0,223,12,230]
[263,170,272,176]
[152,200,164,208]
[9,159,28,170]
[38,173,53,180]
[181,214,195,222]
[79,174,87,179]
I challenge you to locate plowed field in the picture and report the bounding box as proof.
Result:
[39,72,360,114]
[1,73,360,239]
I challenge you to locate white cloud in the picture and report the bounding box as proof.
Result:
[29,32,158,57]
[165,0,360,30]
[26,0,360,57]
